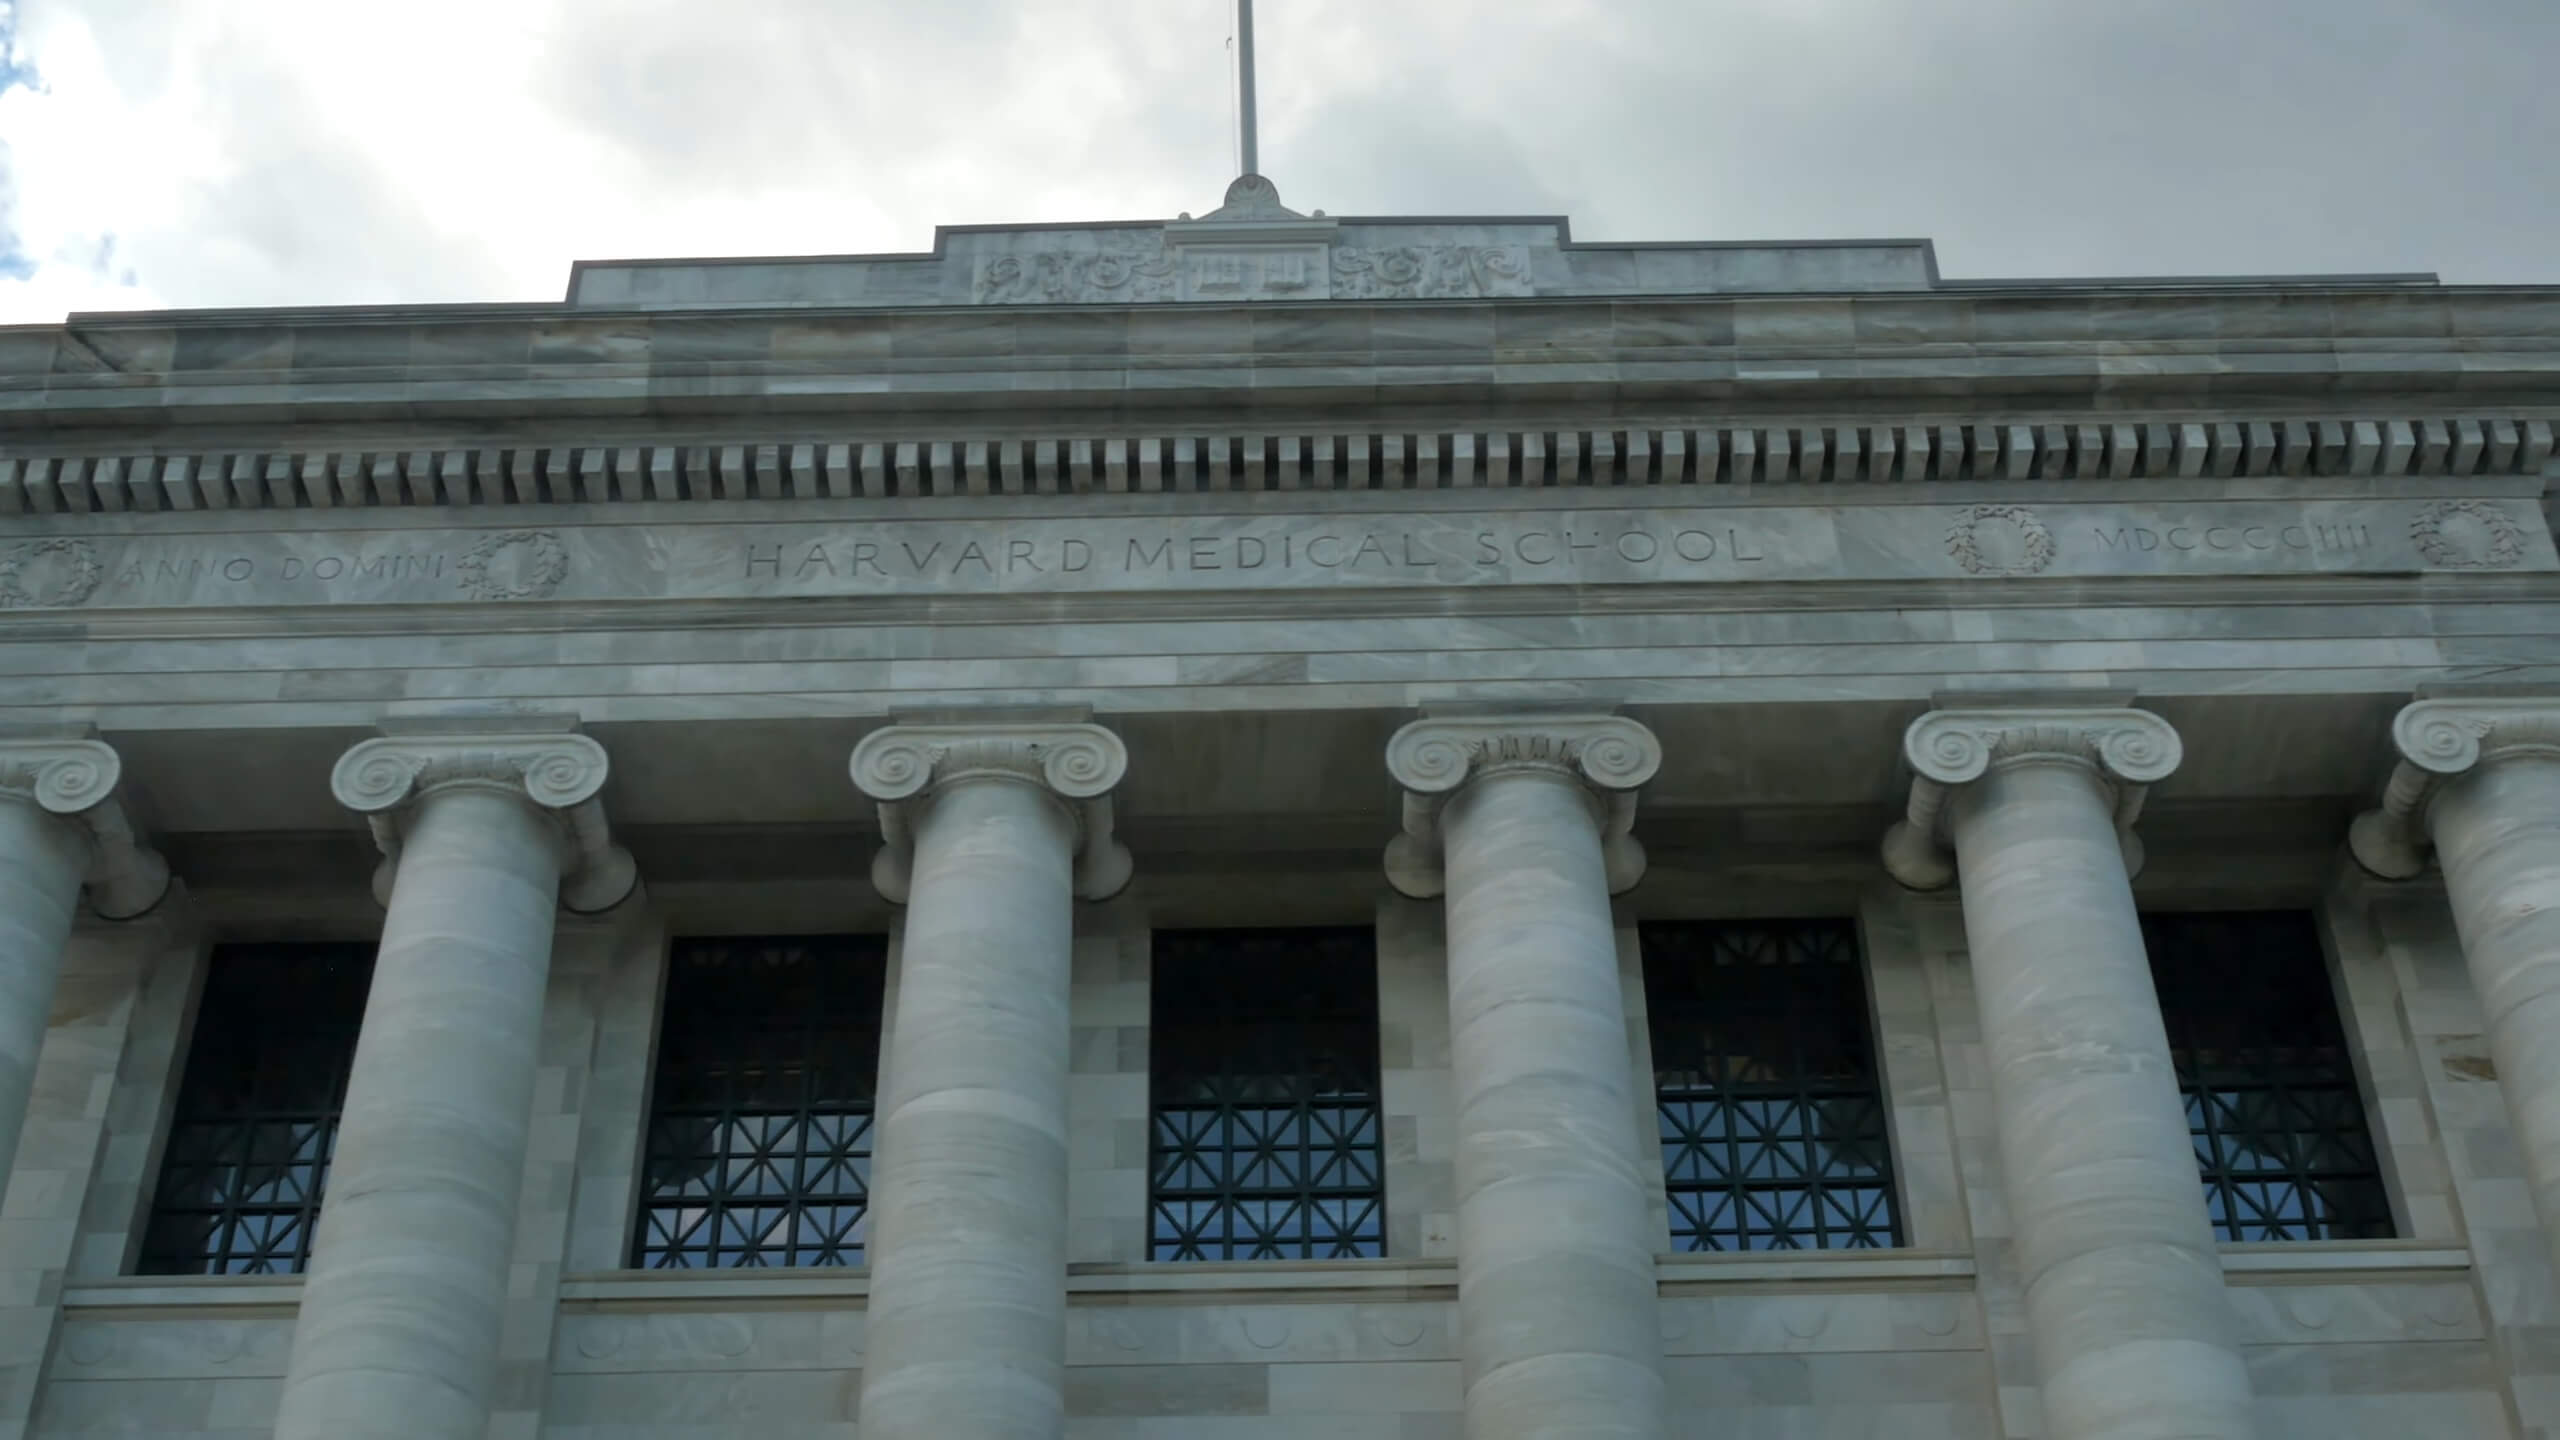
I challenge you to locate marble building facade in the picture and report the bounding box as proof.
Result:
[0,178,2557,1437]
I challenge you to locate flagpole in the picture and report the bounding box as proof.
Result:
[1235,0,1259,176]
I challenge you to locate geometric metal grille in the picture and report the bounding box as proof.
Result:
[1642,919,1902,1251]
[2142,911,2394,1243]
[1149,928,1385,1262]
[632,935,887,1268]
[138,943,376,1275]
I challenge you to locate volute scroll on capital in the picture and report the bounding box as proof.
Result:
[1381,714,1662,900]
[1881,707,2183,891]
[2350,696,2560,880]
[848,722,1133,904]
[0,735,171,920]
[330,731,637,913]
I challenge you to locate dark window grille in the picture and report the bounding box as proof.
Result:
[2144,911,2393,1243]
[1150,928,1385,1261]
[139,943,374,1275]
[1644,919,1901,1251]
[633,936,886,1268]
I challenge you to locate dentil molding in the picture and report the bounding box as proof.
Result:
[848,722,1133,903]
[1880,706,2183,890]
[0,735,169,920]
[2350,697,2560,879]
[1382,713,1661,900]
[331,730,638,913]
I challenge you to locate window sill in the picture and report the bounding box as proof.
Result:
[60,1273,303,1315]
[2219,1239,2472,1281]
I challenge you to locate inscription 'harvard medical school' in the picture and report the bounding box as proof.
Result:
[0,498,2542,611]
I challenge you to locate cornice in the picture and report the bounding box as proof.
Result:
[2350,696,2560,879]
[848,722,1132,904]
[2,414,2550,517]
[330,730,637,913]
[0,735,169,919]
[1382,713,1660,900]
[1880,706,2183,890]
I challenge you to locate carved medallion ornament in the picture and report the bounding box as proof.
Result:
[0,735,170,919]
[2409,499,2525,570]
[849,722,1133,903]
[457,529,569,601]
[1880,707,2183,890]
[2350,696,2560,879]
[1383,713,1662,900]
[0,537,103,608]
[1944,505,2055,577]
[331,730,637,913]
[974,251,1181,305]
[1330,246,1533,300]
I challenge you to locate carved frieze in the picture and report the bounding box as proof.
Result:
[1331,245,1534,300]
[973,250,1179,304]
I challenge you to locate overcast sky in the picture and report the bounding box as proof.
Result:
[1,0,2555,324]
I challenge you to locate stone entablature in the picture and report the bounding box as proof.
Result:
[0,480,2542,614]
[3,415,2551,517]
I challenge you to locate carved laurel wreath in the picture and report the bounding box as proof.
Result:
[2409,498,2524,570]
[0,538,104,609]
[457,529,569,601]
[1944,504,2056,577]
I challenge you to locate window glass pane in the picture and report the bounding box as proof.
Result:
[632,936,886,1269]
[1643,919,1903,1252]
[139,943,374,1276]
[1149,928,1385,1261]
[2143,911,2393,1243]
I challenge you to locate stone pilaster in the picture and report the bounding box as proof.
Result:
[850,721,1130,1440]
[0,736,165,1198]
[274,727,634,1440]
[2351,696,2560,1280]
[1882,707,2256,1440]
[1384,713,1666,1440]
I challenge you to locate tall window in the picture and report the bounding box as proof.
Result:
[1150,928,1385,1261]
[1644,919,1901,1251]
[140,943,374,1275]
[2144,911,2393,1242]
[633,936,886,1268]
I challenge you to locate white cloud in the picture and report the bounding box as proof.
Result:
[1,0,2555,325]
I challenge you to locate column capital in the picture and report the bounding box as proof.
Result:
[2350,696,2560,879]
[1881,706,2182,890]
[331,729,637,913]
[849,721,1132,903]
[1383,713,1661,900]
[0,734,170,919]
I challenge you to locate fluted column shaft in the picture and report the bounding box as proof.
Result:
[1886,709,2253,1440]
[0,799,89,1192]
[852,723,1131,1440]
[277,731,632,1440]
[2433,757,2560,1268]
[2352,698,2560,1278]
[1387,715,1665,1440]
[0,738,166,1195]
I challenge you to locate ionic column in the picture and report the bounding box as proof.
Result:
[0,736,166,1190]
[275,728,635,1440]
[850,723,1131,1440]
[2353,697,2560,1278]
[1882,707,2255,1440]
[1385,714,1666,1440]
